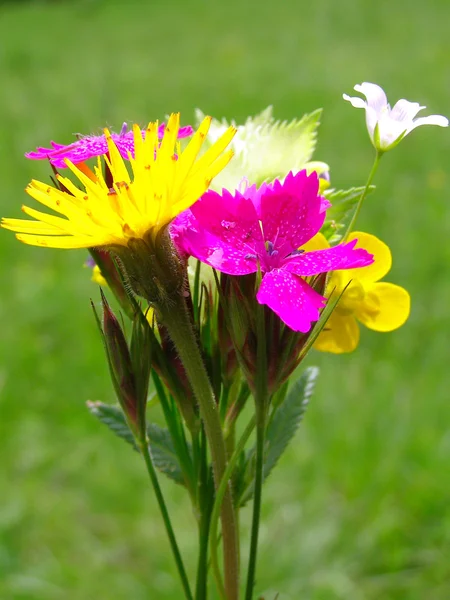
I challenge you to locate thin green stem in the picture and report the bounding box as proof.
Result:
[245,304,269,600]
[195,429,212,600]
[210,417,256,600]
[139,440,193,600]
[159,295,240,600]
[344,150,382,239]
[244,411,265,600]
[195,507,211,600]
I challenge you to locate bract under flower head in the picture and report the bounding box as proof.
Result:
[308,231,411,353]
[2,113,236,249]
[26,122,194,169]
[344,82,448,152]
[172,171,374,332]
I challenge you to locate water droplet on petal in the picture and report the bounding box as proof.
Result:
[221,220,236,230]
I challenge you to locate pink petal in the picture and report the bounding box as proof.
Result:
[256,268,326,332]
[171,210,256,275]
[113,132,136,160]
[191,188,265,255]
[259,171,326,255]
[284,239,373,276]
[25,123,193,168]
[50,137,109,168]
[158,124,194,138]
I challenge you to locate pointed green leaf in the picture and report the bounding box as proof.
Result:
[87,401,187,486]
[322,185,375,243]
[87,401,138,450]
[146,423,187,485]
[196,106,324,190]
[238,367,319,505]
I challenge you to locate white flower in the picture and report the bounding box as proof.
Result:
[343,82,448,152]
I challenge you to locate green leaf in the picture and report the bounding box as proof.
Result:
[195,106,324,190]
[238,367,319,506]
[322,185,375,243]
[87,401,138,450]
[146,423,186,485]
[87,401,187,486]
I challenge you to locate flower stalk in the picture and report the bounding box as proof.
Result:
[245,302,269,600]
[344,151,381,239]
[139,439,194,600]
[157,293,240,600]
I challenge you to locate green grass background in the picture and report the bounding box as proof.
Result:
[1,0,449,598]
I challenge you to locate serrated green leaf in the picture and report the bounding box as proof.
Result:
[239,367,319,505]
[146,423,186,485]
[87,401,138,449]
[322,185,375,243]
[196,106,324,190]
[87,401,187,486]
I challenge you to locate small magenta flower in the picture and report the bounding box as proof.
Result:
[26,122,194,168]
[172,171,374,332]
[344,82,448,152]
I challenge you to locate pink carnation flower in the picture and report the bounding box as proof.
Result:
[26,122,194,169]
[172,171,374,332]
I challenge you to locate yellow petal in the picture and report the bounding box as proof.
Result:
[104,129,131,184]
[347,231,392,283]
[356,282,410,332]
[91,265,107,286]
[313,310,360,354]
[15,233,108,248]
[1,218,63,235]
[3,116,235,250]
[301,232,329,252]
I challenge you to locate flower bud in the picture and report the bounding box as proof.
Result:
[89,249,136,319]
[92,290,149,438]
[220,272,328,396]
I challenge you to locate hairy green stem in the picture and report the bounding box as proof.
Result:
[344,151,382,239]
[159,295,240,600]
[140,440,193,600]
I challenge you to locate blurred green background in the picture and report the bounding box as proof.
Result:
[1,0,449,598]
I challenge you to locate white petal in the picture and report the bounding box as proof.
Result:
[364,106,379,142]
[343,94,367,109]
[390,99,424,122]
[377,113,408,149]
[408,114,449,131]
[354,83,388,113]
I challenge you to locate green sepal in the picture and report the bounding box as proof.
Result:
[129,308,153,437]
[87,401,189,486]
[89,249,135,319]
[91,292,140,435]
[237,367,319,506]
[296,279,351,363]
[322,185,375,243]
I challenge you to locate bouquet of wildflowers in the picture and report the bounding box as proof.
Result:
[3,83,447,600]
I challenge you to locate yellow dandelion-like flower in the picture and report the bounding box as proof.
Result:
[303,231,410,354]
[2,113,236,249]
